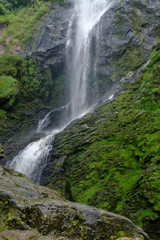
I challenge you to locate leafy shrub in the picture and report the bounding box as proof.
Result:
[0,75,19,107]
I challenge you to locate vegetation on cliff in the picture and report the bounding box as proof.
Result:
[0,54,52,141]
[0,0,64,142]
[0,0,159,239]
[47,43,160,240]
[0,1,51,52]
[0,0,64,52]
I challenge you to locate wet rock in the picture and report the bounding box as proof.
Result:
[0,230,53,240]
[95,0,160,92]
[0,144,5,159]
[27,3,73,80]
[46,45,160,240]
[27,0,160,100]
[1,0,160,162]
[0,166,149,240]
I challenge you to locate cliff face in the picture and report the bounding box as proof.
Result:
[29,0,160,98]
[1,0,160,162]
[46,44,160,240]
[0,1,160,239]
[0,2,71,149]
[0,0,160,142]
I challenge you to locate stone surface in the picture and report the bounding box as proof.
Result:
[0,144,4,160]
[0,166,149,240]
[10,0,158,110]
[46,45,160,240]
[0,1,160,239]
[1,0,160,160]
[28,0,160,98]
[0,230,53,240]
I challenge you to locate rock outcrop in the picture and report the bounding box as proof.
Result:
[0,166,149,240]
[29,0,160,98]
[1,0,160,155]
[0,1,160,239]
[46,44,160,240]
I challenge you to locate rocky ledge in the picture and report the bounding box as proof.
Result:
[0,166,149,240]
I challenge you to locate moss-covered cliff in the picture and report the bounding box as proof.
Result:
[0,1,67,143]
[0,53,53,141]
[0,0,159,145]
[0,1,160,239]
[47,44,160,240]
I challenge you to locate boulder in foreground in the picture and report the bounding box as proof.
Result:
[0,166,149,240]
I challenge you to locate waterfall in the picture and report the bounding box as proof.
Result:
[67,0,115,119]
[7,0,116,184]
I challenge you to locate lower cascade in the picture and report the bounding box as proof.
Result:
[7,0,116,184]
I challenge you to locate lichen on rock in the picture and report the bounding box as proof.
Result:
[46,44,160,240]
[0,165,149,240]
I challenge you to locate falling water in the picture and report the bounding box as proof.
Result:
[8,132,58,184]
[67,0,116,118]
[7,0,116,184]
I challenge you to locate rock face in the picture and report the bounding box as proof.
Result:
[96,0,160,87]
[29,0,160,98]
[0,2,72,147]
[0,166,149,240]
[0,144,5,160]
[26,2,73,107]
[46,44,160,240]
[0,1,160,239]
[1,0,160,156]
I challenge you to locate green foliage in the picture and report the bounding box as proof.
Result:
[0,2,49,48]
[0,54,51,104]
[0,54,26,78]
[0,0,48,15]
[0,76,18,99]
[48,44,160,239]
[0,54,52,141]
[0,109,6,118]
[0,0,64,17]
[0,75,19,107]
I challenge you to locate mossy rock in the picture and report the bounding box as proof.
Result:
[0,54,54,142]
[46,44,160,240]
[0,166,149,240]
[0,143,5,159]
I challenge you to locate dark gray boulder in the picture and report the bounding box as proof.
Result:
[0,166,150,240]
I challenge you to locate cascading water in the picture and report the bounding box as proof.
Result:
[67,0,116,119]
[7,0,116,184]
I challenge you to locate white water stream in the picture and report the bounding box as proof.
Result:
[67,0,116,118]
[7,0,116,184]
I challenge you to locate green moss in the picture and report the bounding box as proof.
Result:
[0,200,16,231]
[48,44,160,239]
[110,231,125,240]
[136,209,158,227]
[0,53,53,103]
[0,109,6,118]
[51,74,66,106]
[0,2,50,49]
[0,75,19,107]
[0,54,54,141]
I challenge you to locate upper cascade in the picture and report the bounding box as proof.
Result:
[66,0,116,119]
